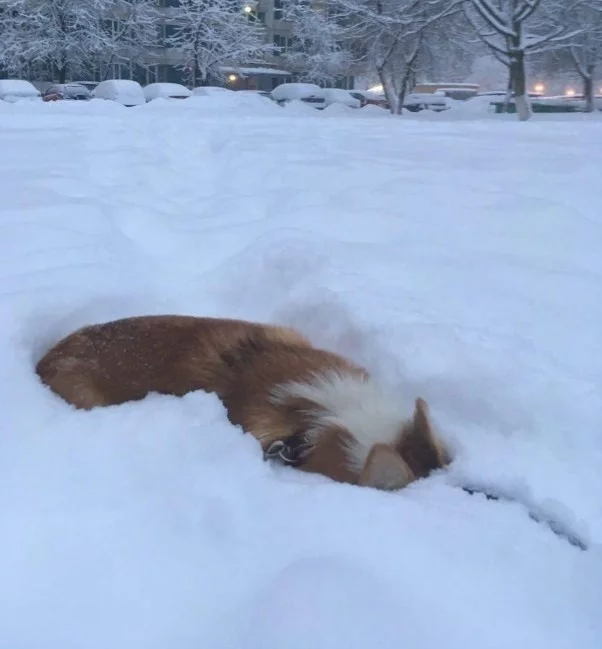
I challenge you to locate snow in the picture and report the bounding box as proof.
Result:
[0,98,601,649]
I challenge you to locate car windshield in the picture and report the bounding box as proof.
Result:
[63,85,89,97]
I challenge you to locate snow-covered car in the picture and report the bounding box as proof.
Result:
[322,88,362,109]
[476,90,544,100]
[403,92,449,113]
[42,83,91,102]
[143,82,192,102]
[0,79,41,103]
[71,80,99,92]
[192,86,235,97]
[270,83,327,109]
[91,80,145,107]
[235,89,273,100]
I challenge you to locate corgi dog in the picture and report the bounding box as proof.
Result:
[36,315,451,490]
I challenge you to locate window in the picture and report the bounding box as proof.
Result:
[273,34,283,56]
[273,34,293,56]
[274,0,283,20]
[247,9,265,23]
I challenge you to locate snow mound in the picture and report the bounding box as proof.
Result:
[281,98,322,115]
[0,102,601,649]
[140,92,281,116]
[322,101,356,115]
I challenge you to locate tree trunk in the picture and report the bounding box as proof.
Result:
[583,65,594,113]
[58,65,67,84]
[500,75,512,114]
[509,51,530,121]
[395,66,414,116]
[378,68,399,114]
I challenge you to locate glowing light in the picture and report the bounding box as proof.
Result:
[533,83,545,94]
[228,74,238,82]
[565,88,576,97]
[243,4,253,12]
[368,84,383,93]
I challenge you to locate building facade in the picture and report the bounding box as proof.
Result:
[1,0,354,90]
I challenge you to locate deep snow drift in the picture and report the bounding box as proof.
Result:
[0,97,601,649]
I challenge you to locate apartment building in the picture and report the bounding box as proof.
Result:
[118,0,295,90]
[105,0,353,90]
[1,0,354,90]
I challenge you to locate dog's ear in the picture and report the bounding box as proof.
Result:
[413,397,433,439]
[358,443,414,491]
[398,398,451,477]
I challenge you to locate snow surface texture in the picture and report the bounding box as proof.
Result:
[0,98,601,649]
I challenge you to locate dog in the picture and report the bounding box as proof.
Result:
[35,315,451,490]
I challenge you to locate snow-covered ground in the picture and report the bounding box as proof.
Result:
[1,96,601,649]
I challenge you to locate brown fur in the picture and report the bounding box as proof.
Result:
[36,314,451,490]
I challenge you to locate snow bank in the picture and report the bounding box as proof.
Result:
[0,105,600,649]
[322,101,356,116]
[140,92,281,117]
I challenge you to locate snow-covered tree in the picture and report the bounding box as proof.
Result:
[415,10,482,86]
[99,0,162,80]
[280,2,354,85]
[0,4,22,75]
[464,0,586,120]
[165,0,273,86]
[325,0,464,114]
[0,0,161,82]
[552,0,602,112]
[0,0,108,82]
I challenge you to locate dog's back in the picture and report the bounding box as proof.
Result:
[36,314,451,490]
[35,315,313,410]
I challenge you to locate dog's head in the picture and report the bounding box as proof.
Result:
[357,398,451,490]
[271,373,452,491]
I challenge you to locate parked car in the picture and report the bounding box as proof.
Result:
[70,80,98,93]
[193,86,236,97]
[476,90,544,99]
[235,89,273,100]
[270,83,327,109]
[403,92,449,112]
[90,79,145,107]
[558,94,602,111]
[349,90,389,110]
[143,82,192,102]
[489,94,602,114]
[322,88,362,109]
[0,79,41,103]
[42,83,91,102]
